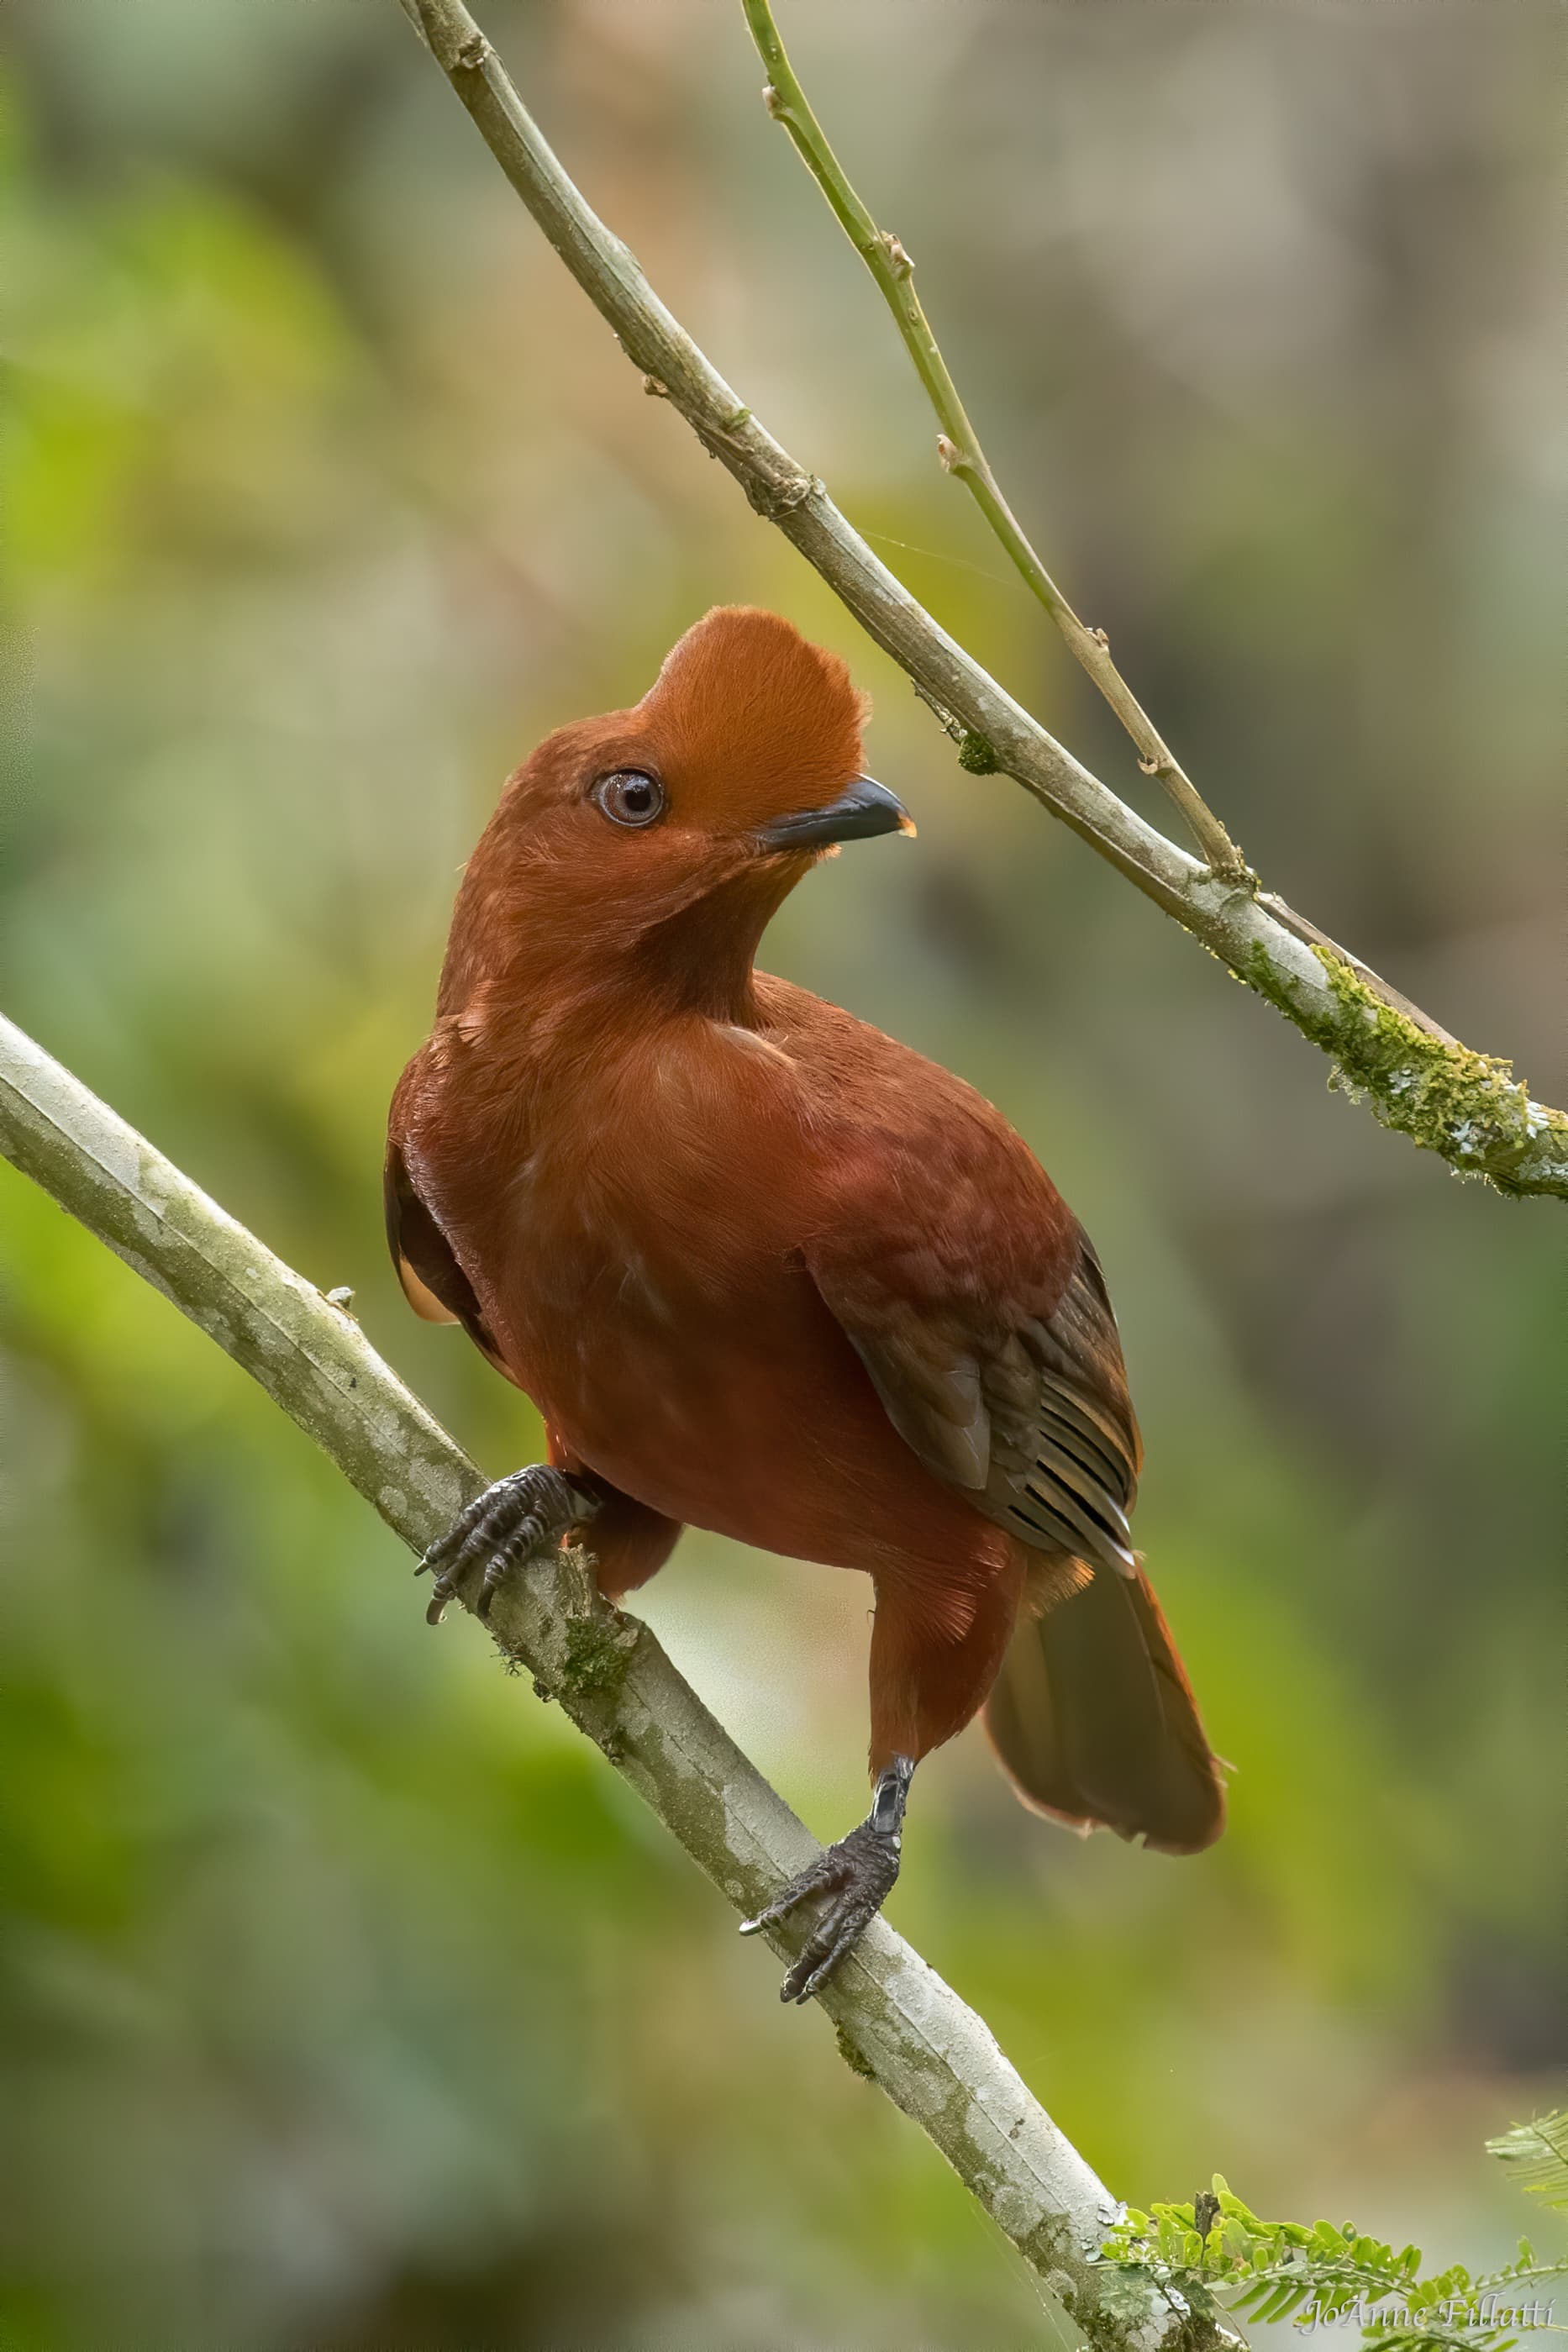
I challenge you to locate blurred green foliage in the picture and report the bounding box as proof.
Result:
[0,4,1560,2346]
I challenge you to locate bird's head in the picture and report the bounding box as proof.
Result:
[620,602,907,855]
[451,608,911,1015]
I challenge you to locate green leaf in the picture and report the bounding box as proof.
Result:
[1097,2134,1568,2352]
[1488,2112,1568,2213]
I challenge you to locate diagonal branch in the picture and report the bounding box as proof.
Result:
[739,0,1248,882]
[0,1007,1215,2350]
[393,0,1566,1202]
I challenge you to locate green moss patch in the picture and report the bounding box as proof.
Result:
[957,729,1001,774]
[560,1611,638,1700]
[1244,941,1565,1197]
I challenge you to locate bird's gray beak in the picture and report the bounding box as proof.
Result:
[755,775,913,853]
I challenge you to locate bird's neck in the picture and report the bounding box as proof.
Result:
[624,868,789,1023]
[439,864,792,1072]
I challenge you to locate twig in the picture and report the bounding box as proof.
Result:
[739,0,1249,882]
[392,0,1567,1202]
[0,1008,1222,2350]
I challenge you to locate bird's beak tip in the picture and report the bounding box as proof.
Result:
[755,773,912,854]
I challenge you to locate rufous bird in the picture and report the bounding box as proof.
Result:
[387,607,1225,2002]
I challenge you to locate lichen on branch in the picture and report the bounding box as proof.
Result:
[1245,944,1565,1196]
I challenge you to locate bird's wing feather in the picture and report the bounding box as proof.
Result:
[796,1038,1140,1575]
[385,1139,460,1324]
[383,1127,508,1374]
[814,1235,1140,1577]
[990,1240,1142,1573]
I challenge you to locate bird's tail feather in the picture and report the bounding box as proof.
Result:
[983,1564,1226,1855]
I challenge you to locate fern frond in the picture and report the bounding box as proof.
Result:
[1490,2114,1568,2214]
[1098,2165,1568,2352]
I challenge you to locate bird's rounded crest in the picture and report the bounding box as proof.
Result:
[639,607,868,829]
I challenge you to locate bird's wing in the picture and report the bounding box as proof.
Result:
[384,1114,508,1375]
[385,1138,461,1325]
[801,1071,1140,1577]
[774,984,1218,1848]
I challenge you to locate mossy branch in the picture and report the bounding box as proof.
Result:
[0,1007,1222,2352]
[393,0,1566,1203]
[739,0,1248,883]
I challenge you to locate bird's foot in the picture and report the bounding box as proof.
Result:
[418,1465,600,1625]
[739,1755,915,2003]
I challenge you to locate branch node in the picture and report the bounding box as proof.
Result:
[745,468,818,521]
[762,82,786,119]
[409,1,494,78]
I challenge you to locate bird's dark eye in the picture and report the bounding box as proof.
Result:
[593,770,666,829]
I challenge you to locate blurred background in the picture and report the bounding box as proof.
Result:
[0,2,1561,2345]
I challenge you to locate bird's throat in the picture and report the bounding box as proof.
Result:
[628,861,802,1023]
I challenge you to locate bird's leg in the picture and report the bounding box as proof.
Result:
[417,1465,601,1626]
[739,1754,916,2004]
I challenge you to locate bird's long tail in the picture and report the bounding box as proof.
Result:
[983,1563,1226,1855]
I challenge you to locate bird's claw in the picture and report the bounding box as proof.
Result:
[417,1465,598,1625]
[739,1818,901,2003]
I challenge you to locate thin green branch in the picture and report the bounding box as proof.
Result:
[739,0,1250,883]
[392,0,1568,1202]
[0,1007,1222,2352]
